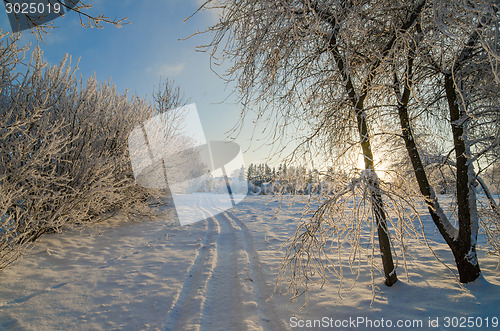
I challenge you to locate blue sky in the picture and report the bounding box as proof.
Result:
[0,0,279,166]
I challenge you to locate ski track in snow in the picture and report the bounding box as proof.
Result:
[164,210,285,331]
[225,211,284,331]
[163,214,217,330]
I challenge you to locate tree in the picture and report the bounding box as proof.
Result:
[387,0,499,282]
[194,0,435,287]
[195,0,499,297]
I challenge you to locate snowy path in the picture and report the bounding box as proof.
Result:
[164,211,285,331]
[0,195,498,330]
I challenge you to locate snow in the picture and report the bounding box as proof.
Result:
[0,195,498,330]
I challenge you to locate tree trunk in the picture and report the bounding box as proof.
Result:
[394,59,480,282]
[392,33,481,281]
[394,60,458,247]
[397,86,480,283]
[356,108,398,286]
[444,75,481,283]
[327,25,398,287]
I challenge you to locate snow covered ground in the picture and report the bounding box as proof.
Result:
[0,195,498,330]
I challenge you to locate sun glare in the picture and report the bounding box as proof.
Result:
[356,153,392,182]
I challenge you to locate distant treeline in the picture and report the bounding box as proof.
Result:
[246,163,337,195]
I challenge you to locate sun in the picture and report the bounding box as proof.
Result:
[356,153,392,182]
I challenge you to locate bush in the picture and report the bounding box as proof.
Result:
[0,32,177,269]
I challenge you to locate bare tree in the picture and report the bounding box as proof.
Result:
[195,0,435,289]
[195,0,499,300]
[388,0,499,282]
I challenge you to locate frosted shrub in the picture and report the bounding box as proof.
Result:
[0,32,175,269]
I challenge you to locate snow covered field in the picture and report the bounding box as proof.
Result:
[0,195,498,330]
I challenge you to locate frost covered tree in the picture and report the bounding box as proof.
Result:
[193,0,441,287]
[388,0,499,282]
[0,32,184,269]
[195,0,499,295]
